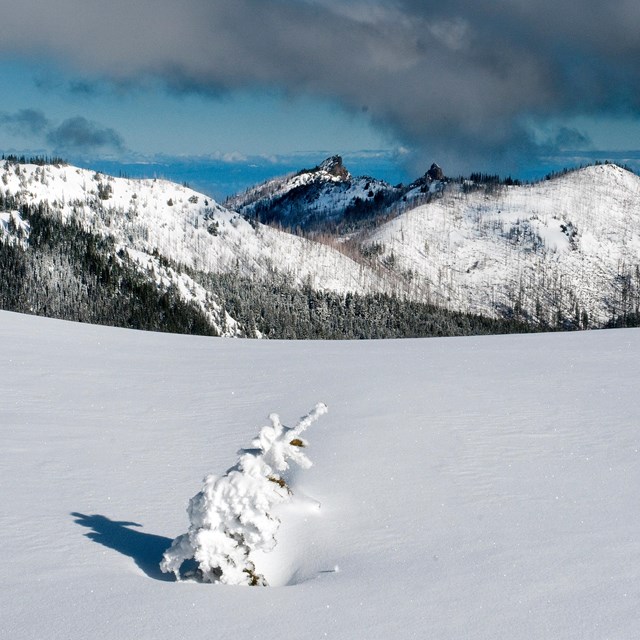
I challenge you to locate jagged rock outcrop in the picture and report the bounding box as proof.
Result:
[318,155,351,180]
[427,163,444,181]
[226,155,401,232]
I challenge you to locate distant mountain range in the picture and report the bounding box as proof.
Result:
[1,155,639,336]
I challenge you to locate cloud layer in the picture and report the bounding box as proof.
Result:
[46,117,124,153]
[1,0,639,172]
[0,109,124,154]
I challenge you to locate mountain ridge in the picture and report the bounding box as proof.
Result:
[365,162,640,326]
[226,157,640,327]
[1,156,639,334]
[225,155,445,233]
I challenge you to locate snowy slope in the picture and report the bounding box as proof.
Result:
[3,159,640,331]
[0,160,395,304]
[2,310,640,639]
[227,155,354,206]
[365,164,640,325]
[226,159,640,327]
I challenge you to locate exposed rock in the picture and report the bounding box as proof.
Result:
[318,155,351,180]
[426,163,444,181]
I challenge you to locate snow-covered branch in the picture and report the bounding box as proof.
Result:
[160,403,328,586]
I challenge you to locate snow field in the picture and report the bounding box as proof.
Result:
[2,310,640,639]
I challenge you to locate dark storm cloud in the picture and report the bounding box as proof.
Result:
[46,117,124,152]
[0,109,50,136]
[1,108,125,154]
[1,0,639,173]
[553,127,592,151]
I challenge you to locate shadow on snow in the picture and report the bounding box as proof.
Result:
[71,512,175,581]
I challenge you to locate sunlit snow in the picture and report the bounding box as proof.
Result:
[2,310,639,639]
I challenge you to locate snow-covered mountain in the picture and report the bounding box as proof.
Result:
[0,159,391,289]
[228,158,640,328]
[226,155,420,232]
[2,156,639,334]
[361,163,640,327]
[0,158,401,336]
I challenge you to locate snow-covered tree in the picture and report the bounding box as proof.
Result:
[160,403,328,586]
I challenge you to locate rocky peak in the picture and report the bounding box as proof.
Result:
[318,155,351,180]
[426,163,444,181]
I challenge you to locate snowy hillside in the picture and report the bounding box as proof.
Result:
[0,158,399,335]
[2,310,640,639]
[227,158,640,328]
[0,160,391,291]
[364,164,640,326]
[2,157,640,334]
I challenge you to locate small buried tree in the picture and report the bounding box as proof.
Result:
[160,403,327,585]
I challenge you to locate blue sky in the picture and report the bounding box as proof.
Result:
[0,60,395,156]
[0,58,410,197]
[1,1,640,198]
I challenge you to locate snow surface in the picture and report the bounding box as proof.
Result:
[2,310,640,639]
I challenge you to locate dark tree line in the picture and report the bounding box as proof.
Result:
[0,204,216,335]
[2,154,66,167]
[199,271,539,339]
